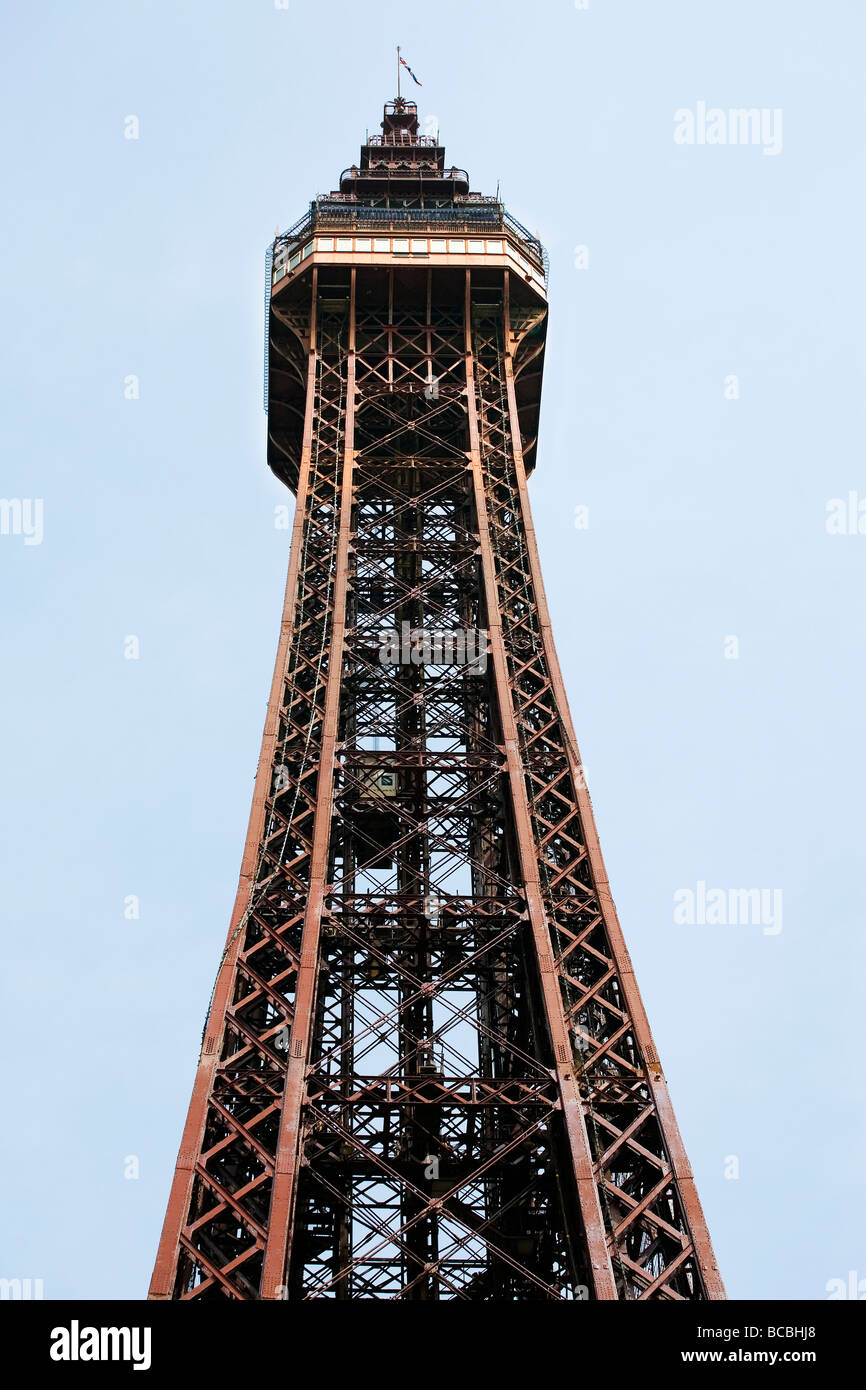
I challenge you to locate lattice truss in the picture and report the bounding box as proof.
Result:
[469,296,711,1302]
[161,267,717,1302]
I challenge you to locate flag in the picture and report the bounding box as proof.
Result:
[399,54,422,86]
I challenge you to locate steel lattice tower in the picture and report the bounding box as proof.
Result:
[150,98,724,1302]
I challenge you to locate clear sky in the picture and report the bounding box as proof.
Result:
[1,0,864,1301]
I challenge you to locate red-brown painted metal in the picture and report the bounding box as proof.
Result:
[149,98,724,1302]
[497,275,725,1299]
[463,270,618,1300]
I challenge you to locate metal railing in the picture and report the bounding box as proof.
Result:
[367,133,438,147]
[340,165,469,185]
[273,199,546,275]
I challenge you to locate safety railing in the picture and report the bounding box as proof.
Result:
[367,133,438,147]
[272,199,546,276]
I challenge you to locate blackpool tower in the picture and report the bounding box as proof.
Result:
[150,97,724,1301]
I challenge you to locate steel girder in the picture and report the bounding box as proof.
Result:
[149,262,724,1302]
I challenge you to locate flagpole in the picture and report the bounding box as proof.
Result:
[397,45,401,100]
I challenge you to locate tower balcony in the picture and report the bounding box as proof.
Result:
[366,132,439,147]
[270,199,547,293]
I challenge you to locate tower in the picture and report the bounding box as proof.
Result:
[150,98,724,1301]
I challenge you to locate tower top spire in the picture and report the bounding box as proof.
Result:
[381,95,420,141]
[337,98,465,201]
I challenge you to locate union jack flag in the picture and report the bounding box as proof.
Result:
[399,54,422,86]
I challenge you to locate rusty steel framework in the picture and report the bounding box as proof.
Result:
[150,99,724,1302]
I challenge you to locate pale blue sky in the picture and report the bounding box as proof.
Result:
[1,0,864,1300]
